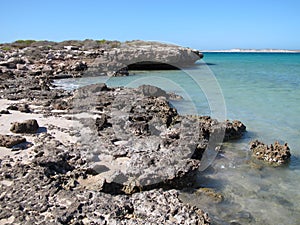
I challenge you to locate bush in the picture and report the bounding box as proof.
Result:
[0,46,11,51]
[14,40,36,45]
[96,39,107,44]
[12,40,36,48]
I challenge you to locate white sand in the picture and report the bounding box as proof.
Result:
[0,99,83,159]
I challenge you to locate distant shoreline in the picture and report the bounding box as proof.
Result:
[201,49,300,53]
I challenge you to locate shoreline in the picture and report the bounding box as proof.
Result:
[0,76,245,224]
[0,40,291,224]
[201,49,300,53]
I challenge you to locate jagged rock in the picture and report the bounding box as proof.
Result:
[224,120,246,141]
[70,84,245,193]
[250,140,291,165]
[10,119,39,134]
[195,116,246,141]
[95,114,111,131]
[127,189,211,224]
[0,134,26,148]
[0,131,211,224]
[70,61,87,71]
[52,100,69,110]
[7,104,31,113]
[1,76,70,101]
[138,84,168,97]
[0,110,10,114]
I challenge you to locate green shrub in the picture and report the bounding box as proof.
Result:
[14,40,36,45]
[96,39,107,44]
[0,46,11,51]
[12,40,36,48]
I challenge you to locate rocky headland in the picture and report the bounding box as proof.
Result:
[0,39,203,78]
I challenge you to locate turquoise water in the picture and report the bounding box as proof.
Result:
[55,53,300,224]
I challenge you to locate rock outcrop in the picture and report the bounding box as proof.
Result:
[90,42,203,76]
[250,140,291,165]
[68,83,246,193]
[0,40,203,78]
[0,153,210,224]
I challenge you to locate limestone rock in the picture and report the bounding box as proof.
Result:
[138,84,168,97]
[0,134,26,148]
[70,84,245,193]
[0,40,203,79]
[250,140,291,165]
[224,120,246,141]
[10,119,39,134]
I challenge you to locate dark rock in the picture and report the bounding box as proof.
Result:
[52,100,69,110]
[0,109,10,114]
[51,74,73,79]
[250,140,291,165]
[95,114,111,131]
[224,120,246,141]
[76,83,110,94]
[196,116,246,142]
[10,119,39,134]
[18,104,31,113]
[0,134,26,148]
[138,84,168,97]
[6,105,18,111]
[71,61,87,71]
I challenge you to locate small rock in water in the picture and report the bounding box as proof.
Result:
[250,140,291,165]
[195,187,224,203]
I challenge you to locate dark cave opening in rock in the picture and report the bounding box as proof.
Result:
[127,61,180,70]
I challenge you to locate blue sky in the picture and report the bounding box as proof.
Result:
[1,0,300,49]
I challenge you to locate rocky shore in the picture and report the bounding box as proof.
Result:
[0,78,246,224]
[0,40,289,224]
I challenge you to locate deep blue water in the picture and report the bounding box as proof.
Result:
[55,53,300,224]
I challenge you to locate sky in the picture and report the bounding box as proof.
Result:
[1,0,300,50]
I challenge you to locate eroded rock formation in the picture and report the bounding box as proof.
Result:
[0,40,203,78]
[250,140,291,165]
[0,82,246,224]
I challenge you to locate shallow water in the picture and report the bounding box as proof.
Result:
[55,53,300,224]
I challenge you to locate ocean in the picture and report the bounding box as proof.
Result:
[55,52,300,224]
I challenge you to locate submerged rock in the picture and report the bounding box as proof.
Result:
[195,187,224,203]
[250,140,291,165]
